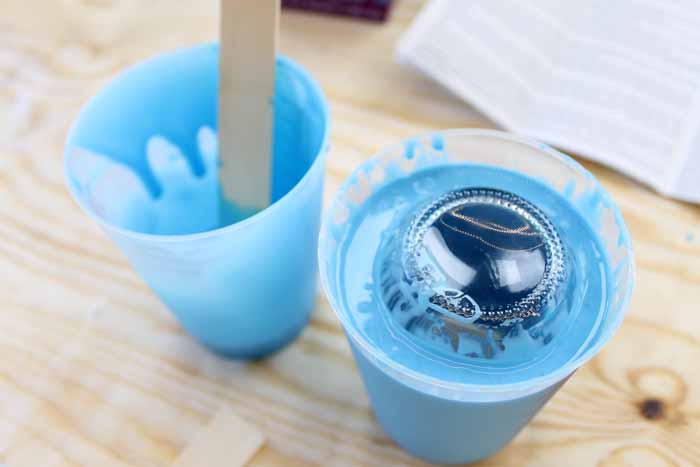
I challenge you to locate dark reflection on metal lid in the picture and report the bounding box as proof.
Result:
[403,188,566,324]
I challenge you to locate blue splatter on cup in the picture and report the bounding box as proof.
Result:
[319,131,634,464]
[66,44,329,359]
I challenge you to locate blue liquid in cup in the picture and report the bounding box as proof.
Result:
[319,131,633,464]
[66,44,329,358]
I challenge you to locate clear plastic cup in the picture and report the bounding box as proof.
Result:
[65,44,329,359]
[318,130,634,464]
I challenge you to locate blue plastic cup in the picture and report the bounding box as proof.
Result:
[65,44,329,359]
[319,130,634,464]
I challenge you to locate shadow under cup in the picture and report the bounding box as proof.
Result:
[65,44,329,359]
[318,131,634,464]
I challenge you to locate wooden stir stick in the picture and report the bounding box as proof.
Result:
[219,0,280,212]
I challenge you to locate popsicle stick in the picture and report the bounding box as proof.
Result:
[172,408,265,467]
[219,0,279,210]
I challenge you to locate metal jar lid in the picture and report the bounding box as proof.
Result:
[377,187,568,357]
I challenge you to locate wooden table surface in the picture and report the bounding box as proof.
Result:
[1,1,699,466]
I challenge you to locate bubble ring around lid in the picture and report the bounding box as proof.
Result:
[401,188,567,324]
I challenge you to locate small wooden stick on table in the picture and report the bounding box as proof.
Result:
[172,408,265,467]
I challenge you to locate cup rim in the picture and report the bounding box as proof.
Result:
[64,44,330,243]
[319,129,636,398]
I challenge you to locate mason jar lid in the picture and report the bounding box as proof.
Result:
[378,187,567,358]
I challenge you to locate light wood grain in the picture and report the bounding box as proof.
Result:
[1,1,699,466]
